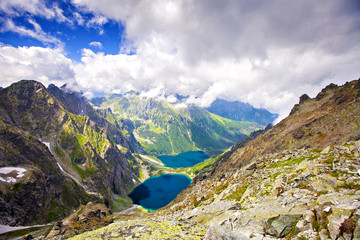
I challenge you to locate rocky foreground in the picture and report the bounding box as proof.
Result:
[70,139,360,239]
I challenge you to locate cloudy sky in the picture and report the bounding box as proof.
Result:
[0,0,359,120]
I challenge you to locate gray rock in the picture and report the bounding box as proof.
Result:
[264,214,302,238]
[296,210,315,232]
[205,224,247,240]
[355,209,360,221]
[343,233,353,240]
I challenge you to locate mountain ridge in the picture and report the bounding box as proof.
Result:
[0,80,143,225]
[206,98,278,125]
[92,94,263,156]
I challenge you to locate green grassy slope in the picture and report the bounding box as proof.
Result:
[93,94,263,156]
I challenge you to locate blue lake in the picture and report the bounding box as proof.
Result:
[157,151,209,168]
[128,174,191,211]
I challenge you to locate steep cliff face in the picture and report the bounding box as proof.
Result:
[0,80,142,225]
[47,84,144,154]
[0,127,95,226]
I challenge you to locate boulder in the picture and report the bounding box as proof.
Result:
[296,210,315,232]
[264,214,302,238]
[205,224,246,240]
[46,202,112,239]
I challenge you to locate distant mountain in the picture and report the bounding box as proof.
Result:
[92,94,262,156]
[206,99,278,125]
[0,80,143,225]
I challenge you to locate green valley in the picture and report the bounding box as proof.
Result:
[92,93,263,156]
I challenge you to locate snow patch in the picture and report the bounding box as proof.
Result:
[57,163,65,173]
[0,167,27,183]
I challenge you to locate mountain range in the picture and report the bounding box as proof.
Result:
[91,93,268,156]
[2,78,360,240]
[0,80,270,227]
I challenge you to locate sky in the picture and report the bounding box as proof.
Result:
[0,0,360,121]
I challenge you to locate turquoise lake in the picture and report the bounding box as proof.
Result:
[157,151,210,168]
[128,174,191,211]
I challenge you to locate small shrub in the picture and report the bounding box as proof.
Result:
[285,222,300,240]
[339,218,356,234]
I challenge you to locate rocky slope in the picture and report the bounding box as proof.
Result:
[206,99,278,125]
[72,79,360,239]
[0,126,95,226]
[0,80,142,225]
[92,94,262,156]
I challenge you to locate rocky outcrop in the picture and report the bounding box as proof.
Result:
[47,202,112,239]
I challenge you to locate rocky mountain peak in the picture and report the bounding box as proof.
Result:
[0,80,144,226]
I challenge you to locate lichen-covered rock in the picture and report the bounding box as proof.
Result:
[354,219,360,239]
[69,219,208,240]
[264,214,302,238]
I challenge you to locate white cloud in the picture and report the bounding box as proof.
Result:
[0,0,56,19]
[86,15,108,35]
[1,19,63,47]
[0,0,73,24]
[69,0,360,120]
[0,44,75,88]
[89,41,103,49]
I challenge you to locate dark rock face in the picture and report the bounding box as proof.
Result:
[0,80,142,225]
[0,128,94,226]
